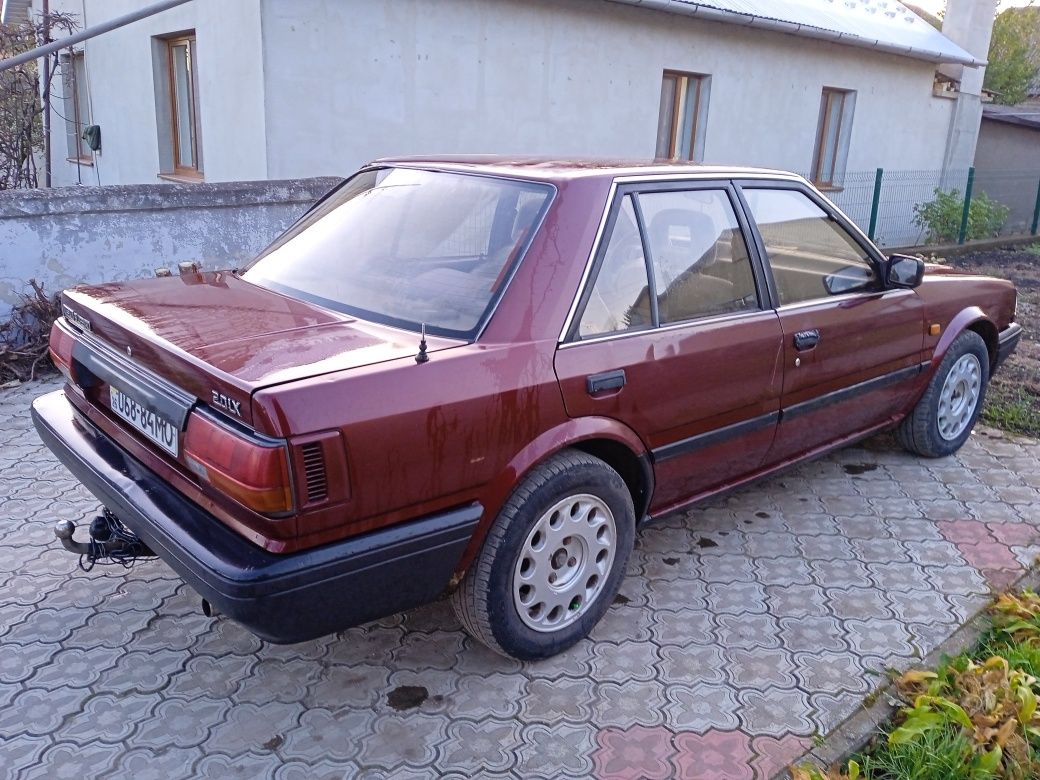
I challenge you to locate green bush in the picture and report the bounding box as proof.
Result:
[913,188,1010,244]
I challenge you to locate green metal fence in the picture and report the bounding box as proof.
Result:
[805,167,1040,249]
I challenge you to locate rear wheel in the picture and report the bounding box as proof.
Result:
[897,330,990,458]
[451,450,635,660]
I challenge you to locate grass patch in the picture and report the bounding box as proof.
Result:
[983,384,1040,439]
[1024,244,1040,258]
[794,591,1040,780]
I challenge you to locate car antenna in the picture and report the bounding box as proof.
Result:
[415,323,430,364]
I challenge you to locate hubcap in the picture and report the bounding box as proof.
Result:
[513,494,616,633]
[937,353,982,441]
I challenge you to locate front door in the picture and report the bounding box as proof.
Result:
[738,184,925,465]
[554,183,784,513]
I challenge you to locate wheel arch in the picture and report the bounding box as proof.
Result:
[571,437,654,522]
[932,307,998,374]
[452,417,651,581]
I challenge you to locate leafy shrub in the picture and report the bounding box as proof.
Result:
[913,188,1010,244]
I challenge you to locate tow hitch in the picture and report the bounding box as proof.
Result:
[54,509,156,570]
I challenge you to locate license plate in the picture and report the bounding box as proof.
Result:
[109,385,179,457]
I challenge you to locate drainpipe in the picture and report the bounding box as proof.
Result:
[42,0,51,188]
[0,0,193,73]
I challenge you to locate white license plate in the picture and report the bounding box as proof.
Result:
[109,385,179,457]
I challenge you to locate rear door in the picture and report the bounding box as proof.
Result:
[736,182,925,465]
[554,180,784,513]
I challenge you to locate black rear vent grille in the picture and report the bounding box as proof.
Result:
[300,443,328,503]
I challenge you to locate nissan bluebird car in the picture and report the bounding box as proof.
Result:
[33,157,1022,660]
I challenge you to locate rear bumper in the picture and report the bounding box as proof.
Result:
[31,389,481,644]
[995,323,1023,375]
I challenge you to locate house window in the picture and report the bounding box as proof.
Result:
[60,52,91,163]
[655,71,710,161]
[811,88,856,189]
[164,34,203,177]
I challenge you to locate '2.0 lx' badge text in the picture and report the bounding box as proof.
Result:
[211,390,243,417]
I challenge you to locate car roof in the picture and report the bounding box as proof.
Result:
[369,155,806,185]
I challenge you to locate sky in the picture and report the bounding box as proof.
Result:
[912,0,1036,13]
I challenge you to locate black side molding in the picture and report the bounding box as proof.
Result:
[649,361,929,464]
[652,410,780,463]
[781,362,927,423]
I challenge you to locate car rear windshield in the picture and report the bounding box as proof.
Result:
[242,167,553,340]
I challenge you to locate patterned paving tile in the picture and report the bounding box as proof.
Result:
[3,379,1039,779]
[673,729,756,780]
[593,724,676,780]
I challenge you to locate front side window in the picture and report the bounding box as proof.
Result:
[744,188,877,307]
[243,168,552,339]
[811,88,855,188]
[167,34,202,176]
[639,189,758,323]
[656,71,710,162]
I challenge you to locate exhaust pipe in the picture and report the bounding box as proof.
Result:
[201,599,218,618]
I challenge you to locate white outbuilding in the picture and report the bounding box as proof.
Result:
[21,0,994,189]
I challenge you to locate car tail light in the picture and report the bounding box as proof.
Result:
[49,321,77,382]
[184,412,294,515]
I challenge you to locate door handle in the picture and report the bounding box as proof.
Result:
[793,329,820,351]
[586,369,626,395]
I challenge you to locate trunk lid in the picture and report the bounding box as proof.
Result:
[63,270,461,428]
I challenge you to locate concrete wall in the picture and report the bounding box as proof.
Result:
[259,0,958,179]
[974,118,1040,234]
[38,0,961,186]
[976,119,1040,172]
[0,178,340,318]
[38,0,268,187]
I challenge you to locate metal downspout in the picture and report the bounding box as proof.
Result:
[0,0,193,73]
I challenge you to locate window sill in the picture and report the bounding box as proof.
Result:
[66,156,94,167]
[158,172,204,184]
[813,183,844,193]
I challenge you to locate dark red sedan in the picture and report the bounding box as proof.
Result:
[34,157,1021,660]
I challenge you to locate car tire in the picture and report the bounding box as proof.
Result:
[451,450,635,661]
[897,330,990,458]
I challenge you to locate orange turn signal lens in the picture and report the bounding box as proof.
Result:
[184,412,294,515]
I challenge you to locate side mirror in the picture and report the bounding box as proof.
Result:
[823,264,875,295]
[886,254,925,289]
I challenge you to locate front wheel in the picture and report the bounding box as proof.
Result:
[451,450,635,660]
[897,330,990,458]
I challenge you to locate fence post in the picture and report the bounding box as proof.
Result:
[867,168,883,242]
[957,167,975,245]
[1032,177,1040,236]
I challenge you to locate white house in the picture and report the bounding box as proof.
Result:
[16,0,994,189]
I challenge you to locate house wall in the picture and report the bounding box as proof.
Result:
[0,178,340,318]
[37,0,268,187]
[37,0,962,186]
[974,118,1040,234]
[259,0,958,180]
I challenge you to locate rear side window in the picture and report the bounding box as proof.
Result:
[638,189,758,323]
[743,188,876,306]
[577,196,652,338]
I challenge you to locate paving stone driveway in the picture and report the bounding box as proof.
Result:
[2,378,1039,779]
